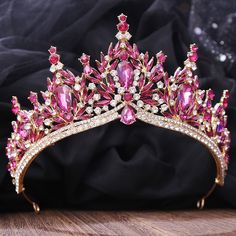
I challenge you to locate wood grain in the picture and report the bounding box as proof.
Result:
[1,210,236,236]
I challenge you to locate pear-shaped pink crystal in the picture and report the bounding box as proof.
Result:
[55,85,72,112]
[120,105,136,125]
[117,61,133,90]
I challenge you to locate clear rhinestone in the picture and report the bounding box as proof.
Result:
[74,83,81,91]
[113,76,119,82]
[88,99,93,105]
[158,99,164,105]
[118,87,125,94]
[24,123,31,130]
[151,106,159,113]
[129,86,136,94]
[86,107,93,114]
[161,104,168,112]
[56,62,64,70]
[137,100,144,107]
[93,94,101,101]
[169,99,175,106]
[133,94,140,100]
[110,70,117,76]
[171,83,178,91]
[145,104,151,110]
[55,78,61,85]
[45,99,51,106]
[152,94,159,101]
[134,69,140,76]
[157,81,164,89]
[94,107,101,115]
[110,100,117,107]
[114,94,121,101]
[115,82,121,88]
[88,83,96,90]
[44,119,51,126]
[101,73,106,79]
[103,106,109,111]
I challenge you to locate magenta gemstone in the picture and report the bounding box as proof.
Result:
[49,54,60,64]
[117,61,134,90]
[178,84,193,110]
[189,52,198,62]
[120,105,136,125]
[55,85,72,112]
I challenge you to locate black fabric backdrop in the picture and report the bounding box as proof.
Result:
[0,0,235,212]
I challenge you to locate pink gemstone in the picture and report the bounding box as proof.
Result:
[120,51,128,60]
[204,112,212,121]
[120,105,136,125]
[222,97,228,108]
[118,14,127,22]
[191,44,198,52]
[19,128,28,138]
[117,22,129,32]
[117,61,134,90]
[48,46,57,54]
[49,54,60,64]
[208,89,215,100]
[29,92,38,103]
[189,52,198,62]
[156,52,167,64]
[123,93,133,101]
[84,65,92,74]
[178,84,193,110]
[80,53,89,64]
[55,85,72,112]
[11,96,20,114]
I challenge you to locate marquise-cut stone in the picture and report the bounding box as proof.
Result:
[55,85,72,112]
[178,84,193,110]
[117,61,133,90]
[120,105,136,125]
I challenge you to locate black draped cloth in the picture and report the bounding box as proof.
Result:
[0,0,236,212]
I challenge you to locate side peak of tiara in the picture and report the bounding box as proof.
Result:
[6,14,230,199]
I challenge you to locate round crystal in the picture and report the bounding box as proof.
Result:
[94,107,101,114]
[137,100,144,107]
[114,94,121,101]
[86,107,93,114]
[129,86,136,94]
[88,83,96,90]
[110,100,117,107]
[93,94,100,101]
[133,94,140,100]
[74,84,81,91]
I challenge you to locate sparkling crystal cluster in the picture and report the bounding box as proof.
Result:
[6,14,230,187]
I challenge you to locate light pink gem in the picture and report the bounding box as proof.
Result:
[55,85,72,112]
[178,84,193,110]
[117,61,133,90]
[120,105,136,125]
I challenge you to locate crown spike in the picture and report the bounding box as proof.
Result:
[116,13,132,41]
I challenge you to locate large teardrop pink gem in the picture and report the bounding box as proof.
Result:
[120,105,136,125]
[117,61,134,90]
[55,85,72,112]
[178,84,193,110]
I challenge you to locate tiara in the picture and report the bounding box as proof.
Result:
[6,14,230,213]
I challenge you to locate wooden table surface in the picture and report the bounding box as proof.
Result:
[1,209,236,236]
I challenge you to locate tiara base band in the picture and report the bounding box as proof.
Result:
[14,103,225,194]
